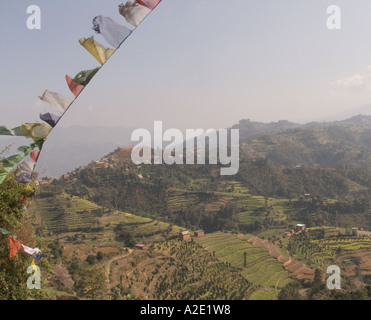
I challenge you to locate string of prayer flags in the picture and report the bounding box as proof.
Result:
[1,228,44,259]
[92,15,132,49]
[79,37,115,65]
[118,2,151,28]
[1,157,29,184]
[39,90,72,115]
[0,141,42,184]
[134,0,162,10]
[0,1,163,186]
[8,235,43,259]
[73,67,100,86]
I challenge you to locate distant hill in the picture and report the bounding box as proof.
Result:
[4,114,361,178]
[235,115,371,169]
[34,126,135,178]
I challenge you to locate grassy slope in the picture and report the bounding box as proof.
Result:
[194,232,294,300]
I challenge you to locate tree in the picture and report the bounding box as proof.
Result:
[278,281,302,300]
[115,226,136,247]
[86,255,97,265]
[96,251,104,261]
[0,176,39,300]
[74,268,107,300]
[48,240,63,260]
[308,268,325,299]
[52,264,74,293]
[313,268,323,288]
[68,257,81,277]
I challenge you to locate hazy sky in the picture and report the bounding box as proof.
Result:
[1,0,371,134]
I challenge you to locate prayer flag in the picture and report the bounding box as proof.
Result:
[65,75,84,98]
[134,0,162,10]
[40,90,72,114]
[79,37,115,65]
[119,1,151,28]
[9,236,22,259]
[92,15,132,49]
[12,123,51,142]
[73,67,100,86]
[40,112,61,128]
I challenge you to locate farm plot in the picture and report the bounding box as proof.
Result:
[195,232,292,291]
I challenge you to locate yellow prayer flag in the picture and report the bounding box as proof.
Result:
[79,37,116,65]
[20,123,52,142]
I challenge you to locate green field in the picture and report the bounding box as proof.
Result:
[33,195,99,233]
[195,232,292,299]
[32,194,184,247]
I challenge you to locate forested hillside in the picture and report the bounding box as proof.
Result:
[20,115,371,299]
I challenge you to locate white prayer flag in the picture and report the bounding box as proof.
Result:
[40,90,72,114]
[119,1,151,28]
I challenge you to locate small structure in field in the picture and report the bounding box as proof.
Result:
[194,230,205,237]
[295,224,306,233]
[135,244,147,250]
[180,230,191,241]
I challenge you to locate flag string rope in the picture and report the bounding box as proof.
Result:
[0,0,163,185]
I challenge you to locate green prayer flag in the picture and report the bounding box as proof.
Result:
[0,228,16,238]
[0,140,42,185]
[0,171,9,184]
[73,67,100,86]
[17,141,43,156]
[11,126,23,137]
[1,155,24,168]
[0,126,13,136]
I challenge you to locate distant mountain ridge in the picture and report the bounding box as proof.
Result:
[231,114,371,141]
[231,115,371,169]
[21,114,371,177]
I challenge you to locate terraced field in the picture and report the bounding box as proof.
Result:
[166,181,292,227]
[96,211,184,246]
[166,189,205,212]
[32,195,99,234]
[308,226,347,237]
[32,195,185,247]
[234,195,291,225]
[105,240,255,300]
[194,232,293,299]
[314,237,371,253]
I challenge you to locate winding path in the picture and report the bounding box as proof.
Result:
[104,249,133,282]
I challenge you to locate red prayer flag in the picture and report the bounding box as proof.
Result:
[65,75,84,98]
[19,195,28,202]
[134,0,161,10]
[30,150,40,162]
[9,236,22,259]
